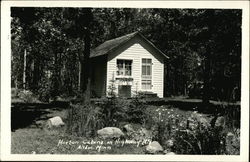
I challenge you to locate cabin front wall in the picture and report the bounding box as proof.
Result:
[106,37,164,98]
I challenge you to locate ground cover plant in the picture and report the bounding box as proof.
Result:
[11,96,240,155]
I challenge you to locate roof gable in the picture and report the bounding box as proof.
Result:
[90,31,169,59]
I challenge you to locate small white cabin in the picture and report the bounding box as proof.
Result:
[90,32,168,98]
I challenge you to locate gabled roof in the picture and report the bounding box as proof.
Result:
[90,31,169,59]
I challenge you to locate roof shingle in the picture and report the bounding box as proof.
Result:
[90,32,138,58]
[90,31,169,59]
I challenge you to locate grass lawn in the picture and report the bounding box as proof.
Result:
[12,127,148,154]
[11,103,210,154]
[11,99,240,155]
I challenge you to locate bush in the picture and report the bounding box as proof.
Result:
[66,97,129,137]
[127,97,147,124]
[17,89,40,103]
[66,103,104,137]
[150,109,240,155]
[11,88,20,98]
[225,129,240,154]
[97,97,128,127]
[173,122,227,154]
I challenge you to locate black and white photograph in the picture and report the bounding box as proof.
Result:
[1,1,249,161]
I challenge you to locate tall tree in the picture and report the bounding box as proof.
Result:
[11,8,241,102]
[63,8,93,102]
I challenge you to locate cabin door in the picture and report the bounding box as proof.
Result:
[118,85,131,98]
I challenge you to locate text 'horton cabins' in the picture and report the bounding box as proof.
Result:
[90,32,169,98]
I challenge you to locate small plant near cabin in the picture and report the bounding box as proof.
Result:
[127,96,147,124]
[94,76,129,127]
[66,103,104,137]
[97,97,128,127]
[107,73,117,98]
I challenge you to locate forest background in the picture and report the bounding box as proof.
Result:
[11,8,242,102]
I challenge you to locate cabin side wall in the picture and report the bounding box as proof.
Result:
[91,57,107,97]
[106,37,164,98]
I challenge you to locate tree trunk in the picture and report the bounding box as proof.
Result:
[202,46,211,104]
[52,52,60,98]
[80,26,91,104]
[78,8,92,136]
[78,61,81,91]
[32,54,39,91]
[23,49,26,89]
[184,83,187,96]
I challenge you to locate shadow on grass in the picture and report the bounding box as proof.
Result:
[11,102,69,131]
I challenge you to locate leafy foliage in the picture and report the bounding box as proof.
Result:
[127,96,147,124]
[148,107,240,155]
[97,97,128,127]
[11,8,241,102]
[12,89,41,103]
[66,103,104,137]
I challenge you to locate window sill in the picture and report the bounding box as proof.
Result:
[115,77,134,82]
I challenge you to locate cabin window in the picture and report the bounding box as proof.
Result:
[117,59,132,76]
[142,59,152,76]
[141,80,152,89]
[141,58,152,89]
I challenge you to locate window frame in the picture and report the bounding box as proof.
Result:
[116,59,133,77]
[141,58,152,90]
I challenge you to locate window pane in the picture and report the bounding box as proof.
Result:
[147,80,152,89]
[117,62,123,75]
[147,59,152,64]
[125,63,131,69]
[142,80,151,89]
[117,60,123,76]
[142,66,147,75]
[146,66,149,76]
[125,60,131,65]
[142,59,152,77]
[142,80,146,89]
[117,64,123,69]
[117,69,124,75]
[125,60,131,76]
[125,70,130,76]
[117,60,123,65]
[125,66,131,75]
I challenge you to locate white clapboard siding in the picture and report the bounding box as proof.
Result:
[107,37,164,97]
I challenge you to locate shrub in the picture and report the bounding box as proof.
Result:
[225,129,240,154]
[17,89,40,103]
[11,88,20,98]
[97,97,128,127]
[172,121,227,154]
[66,103,104,137]
[127,96,147,124]
[67,97,129,137]
[149,108,239,155]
